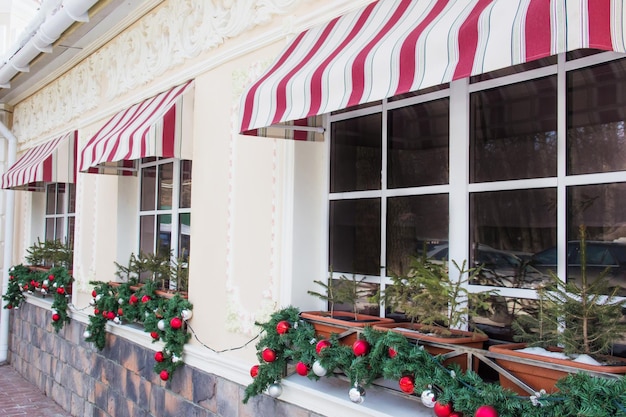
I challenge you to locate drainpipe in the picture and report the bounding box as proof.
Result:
[0,120,16,364]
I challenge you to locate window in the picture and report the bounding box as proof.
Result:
[327,51,626,342]
[45,183,76,248]
[139,158,192,285]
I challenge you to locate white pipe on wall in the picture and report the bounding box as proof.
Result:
[0,120,17,364]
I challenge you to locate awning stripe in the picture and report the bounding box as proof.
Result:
[1,131,77,190]
[79,80,194,173]
[239,0,626,134]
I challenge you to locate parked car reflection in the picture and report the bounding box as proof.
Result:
[427,243,549,289]
[530,240,626,296]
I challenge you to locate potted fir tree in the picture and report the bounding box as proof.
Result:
[489,226,626,394]
[373,255,494,371]
[301,273,394,345]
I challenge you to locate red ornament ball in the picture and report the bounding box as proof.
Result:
[141,295,151,303]
[94,308,100,315]
[398,375,415,394]
[159,370,169,381]
[170,317,183,330]
[107,311,116,320]
[262,348,277,363]
[91,290,97,297]
[154,351,165,362]
[276,320,291,335]
[48,274,55,281]
[150,331,159,340]
[6,304,12,309]
[315,339,331,355]
[250,365,259,378]
[52,313,61,322]
[352,339,370,356]
[117,308,124,316]
[388,347,397,358]
[450,413,463,417]
[295,362,309,376]
[475,405,498,417]
[434,401,454,417]
[129,294,139,304]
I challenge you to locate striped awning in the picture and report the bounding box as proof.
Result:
[1,131,77,191]
[79,80,194,174]
[239,0,626,135]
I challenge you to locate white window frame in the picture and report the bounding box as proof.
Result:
[44,182,75,247]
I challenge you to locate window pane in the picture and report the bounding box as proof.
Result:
[158,162,174,210]
[179,213,190,260]
[330,114,382,193]
[157,214,172,257]
[68,184,76,214]
[565,183,626,295]
[332,278,380,316]
[180,160,192,208]
[56,183,66,215]
[67,217,75,249]
[55,218,64,241]
[140,166,156,211]
[139,215,155,255]
[472,296,540,342]
[329,198,380,275]
[470,188,556,289]
[470,76,557,182]
[386,194,448,275]
[45,218,55,241]
[46,184,56,215]
[567,59,626,175]
[388,98,449,188]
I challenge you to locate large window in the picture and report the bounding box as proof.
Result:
[327,52,626,341]
[139,158,191,281]
[45,183,76,248]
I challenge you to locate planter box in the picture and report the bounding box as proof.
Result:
[300,311,394,345]
[108,281,187,299]
[488,342,626,395]
[374,322,488,372]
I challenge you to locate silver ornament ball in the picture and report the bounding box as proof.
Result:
[267,383,283,398]
[349,385,365,404]
[312,360,327,377]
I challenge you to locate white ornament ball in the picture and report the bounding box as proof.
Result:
[113,317,121,324]
[157,319,166,331]
[53,283,58,288]
[172,354,181,363]
[43,279,49,286]
[95,294,102,301]
[89,299,96,306]
[420,389,436,408]
[267,383,283,398]
[349,385,365,404]
[83,330,91,339]
[41,289,47,295]
[181,309,193,321]
[312,360,327,377]
[118,298,124,305]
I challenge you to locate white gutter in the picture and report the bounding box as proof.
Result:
[0,120,16,364]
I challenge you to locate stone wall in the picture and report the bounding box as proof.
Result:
[8,301,319,417]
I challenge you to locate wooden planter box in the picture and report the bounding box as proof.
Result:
[488,342,626,395]
[108,281,188,299]
[300,311,394,345]
[374,322,488,372]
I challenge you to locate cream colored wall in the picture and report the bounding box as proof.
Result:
[5,0,369,362]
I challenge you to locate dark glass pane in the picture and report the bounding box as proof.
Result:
[565,183,626,295]
[386,194,448,275]
[470,76,557,182]
[45,218,55,241]
[331,278,380,316]
[157,214,172,257]
[67,217,75,249]
[470,188,557,289]
[329,198,380,275]
[55,218,63,241]
[179,213,190,260]
[139,215,155,255]
[56,184,66,215]
[141,166,156,211]
[45,184,56,215]
[330,114,382,192]
[388,98,449,188]
[180,160,192,208]
[68,184,76,214]
[567,59,626,174]
[472,295,540,342]
[158,162,174,210]
[470,56,556,83]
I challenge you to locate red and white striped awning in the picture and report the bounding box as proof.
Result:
[239,0,626,135]
[1,131,77,191]
[79,80,194,174]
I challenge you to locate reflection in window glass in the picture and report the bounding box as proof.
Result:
[388,98,449,188]
[329,199,381,276]
[331,278,380,317]
[567,59,626,175]
[179,213,191,260]
[139,215,155,255]
[470,188,556,289]
[56,184,66,215]
[387,194,448,276]
[68,184,76,213]
[472,296,540,342]
[46,184,55,215]
[158,162,173,210]
[157,214,172,256]
[565,183,626,295]
[471,76,557,182]
[180,160,192,208]
[141,166,156,211]
[45,219,55,241]
[330,114,382,193]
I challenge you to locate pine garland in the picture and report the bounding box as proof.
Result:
[245,306,626,417]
